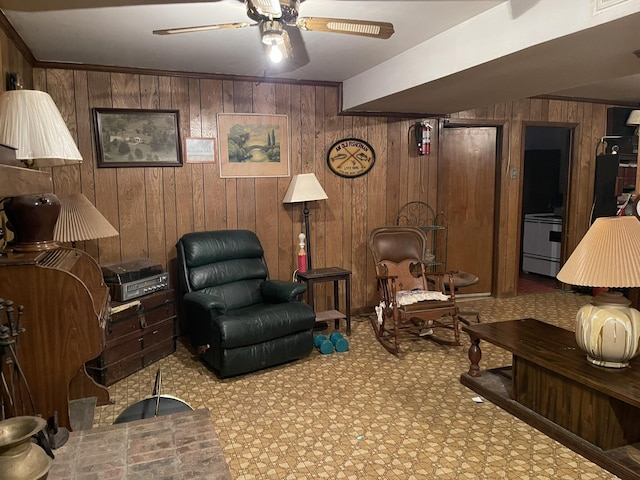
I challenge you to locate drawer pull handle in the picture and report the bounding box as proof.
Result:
[152,329,159,335]
[138,337,143,342]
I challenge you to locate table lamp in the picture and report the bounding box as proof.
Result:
[627,109,640,135]
[283,173,327,270]
[54,193,119,247]
[556,216,640,368]
[0,88,82,252]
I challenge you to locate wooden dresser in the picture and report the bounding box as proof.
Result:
[86,289,177,386]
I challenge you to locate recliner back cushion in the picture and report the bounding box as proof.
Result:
[182,230,265,267]
[189,258,267,291]
[180,230,269,309]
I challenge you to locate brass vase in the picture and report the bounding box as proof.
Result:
[0,416,52,480]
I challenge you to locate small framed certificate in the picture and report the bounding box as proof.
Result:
[184,137,216,164]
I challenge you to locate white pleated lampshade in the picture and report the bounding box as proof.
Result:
[0,89,82,167]
[283,173,328,203]
[54,193,119,243]
[627,110,640,126]
[557,216,640,288]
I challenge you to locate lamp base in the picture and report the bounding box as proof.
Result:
[575,291,640,368]
[585,355,629,369]
[3,193,61,253]
[7,240,60,253]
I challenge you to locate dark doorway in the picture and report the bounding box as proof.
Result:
[520,126,572,289]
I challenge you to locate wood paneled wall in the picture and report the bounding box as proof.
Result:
[449,99,608,296]
[31,66,610,312]
[0,26,32,92]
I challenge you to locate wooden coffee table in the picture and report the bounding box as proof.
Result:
[460,318,640,480]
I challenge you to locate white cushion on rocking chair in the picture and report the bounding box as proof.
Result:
[396,290,449,305]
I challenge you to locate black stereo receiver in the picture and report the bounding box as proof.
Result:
[101,258,169,302]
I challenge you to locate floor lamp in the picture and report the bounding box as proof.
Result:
[283,173,328,270]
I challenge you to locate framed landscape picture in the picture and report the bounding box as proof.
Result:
[217,113,289,178]
[93,108,182,167]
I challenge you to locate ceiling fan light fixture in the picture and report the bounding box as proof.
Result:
[261,20,284,45]
[249,0,283,19]
[262,32,284,46]
[260,19,287,63]
[269,43,284,63]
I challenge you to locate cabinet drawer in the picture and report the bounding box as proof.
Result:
[106,290,175,341]
[87,338,176,386]
[107,306,175,342]
[101,321,174,364]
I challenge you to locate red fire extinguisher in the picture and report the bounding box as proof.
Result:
[415,120,432,156]
[297,233,307,273]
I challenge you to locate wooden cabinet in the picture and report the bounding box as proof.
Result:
[0,247,110,430]
[86,289,176,386]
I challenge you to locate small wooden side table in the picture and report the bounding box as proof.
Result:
[296,267,352,335]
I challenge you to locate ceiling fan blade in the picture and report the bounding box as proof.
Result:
[248,0,282,18]
[296,17,394,39]
[153,21,253,35]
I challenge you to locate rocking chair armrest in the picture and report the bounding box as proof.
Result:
[425,271,458,296]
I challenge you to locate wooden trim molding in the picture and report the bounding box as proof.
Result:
[33,60,342,89]
[0,11,36,65]
[534,94,640,109]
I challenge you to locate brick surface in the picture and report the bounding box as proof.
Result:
[48,409,232,480]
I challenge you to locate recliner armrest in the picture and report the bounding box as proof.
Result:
[261,280,307,303]
[184,291,227,313]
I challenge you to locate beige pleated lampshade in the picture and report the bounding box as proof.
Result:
[54,193,119,243]
[0,89,83,167]
[556,216,640,288]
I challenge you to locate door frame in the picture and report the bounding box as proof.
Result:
[439,118,506,297]
[520,121,578,289]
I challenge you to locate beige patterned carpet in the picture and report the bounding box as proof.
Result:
[94,291,620,479]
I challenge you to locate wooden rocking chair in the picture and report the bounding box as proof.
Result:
[368,226,461,354]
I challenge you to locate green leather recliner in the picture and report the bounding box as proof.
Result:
[176,230,316,378]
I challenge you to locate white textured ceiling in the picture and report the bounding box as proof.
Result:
[1,0,640,114]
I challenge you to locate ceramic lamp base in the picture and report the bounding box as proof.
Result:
[575,291,640,368]
[4,193,61,252]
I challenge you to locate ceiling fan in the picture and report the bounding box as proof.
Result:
[152,0,395,64]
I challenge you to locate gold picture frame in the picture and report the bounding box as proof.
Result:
[217,113,289,178]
